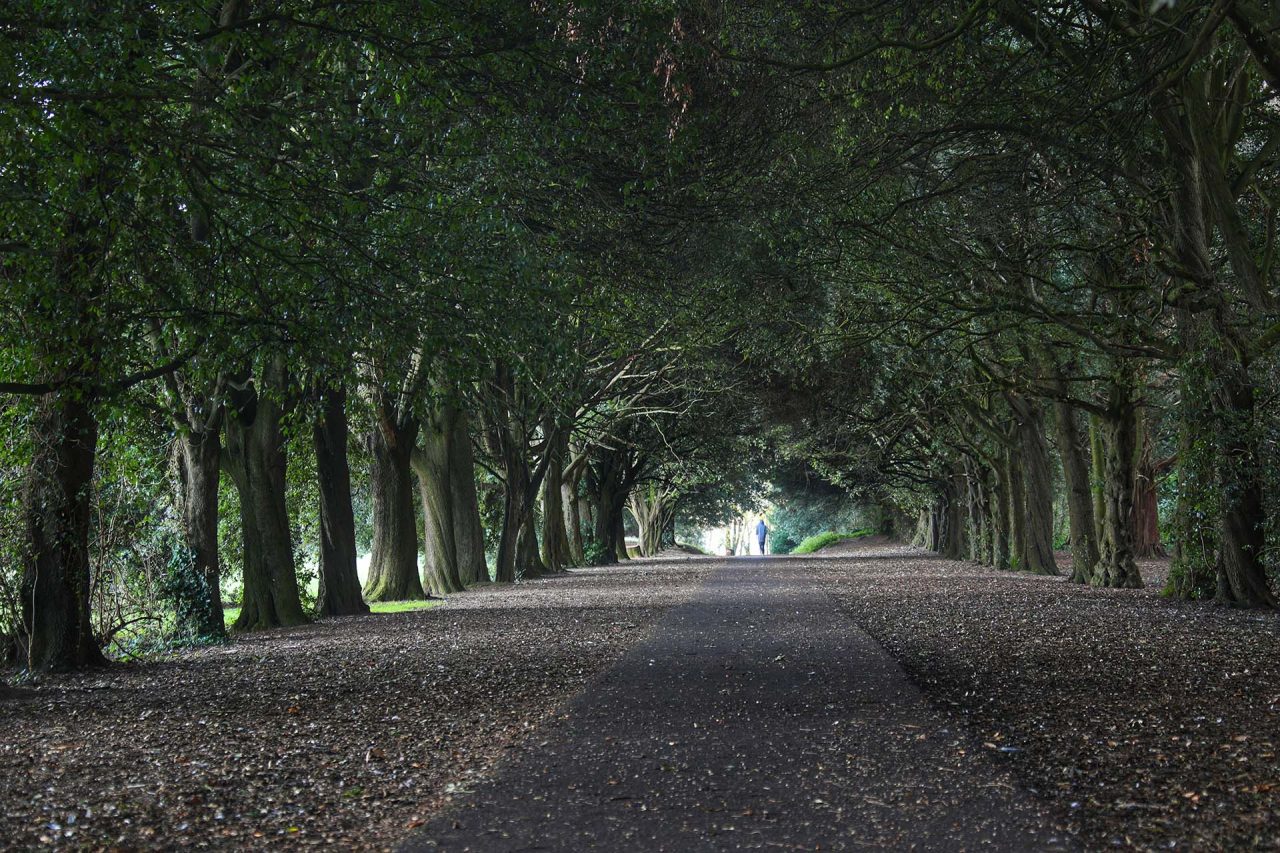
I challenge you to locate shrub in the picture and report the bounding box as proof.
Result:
[582,535,611,566]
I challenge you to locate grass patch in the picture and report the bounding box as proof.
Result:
[789,529,874,555]
[222,599,441,629]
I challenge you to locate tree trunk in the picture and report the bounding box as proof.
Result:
[563,474,584,565]
[1211,356,1276,607]
[629,487,673,557]
[940,468,967,561]
[1092,387,1144,589]
[223,358,308,630]
[494,432,543,581]
[1168,344,1218,600]
[1152,86,1272,606]
[1089,414,1106,547]
[494,474,521,582]
[173,425,228,637]
[363,417,423,601]
[540,429,572,571]
[19,390,108,671]
[413,404,466,596]
[517,518,546,578]
[963,460,988,564]
[1132,410,1165,558]
[661,511,677,550]
[926,499,945,552]
[989,462,1010,570]
[1053,401,1099,584]
[1014,397,1059,575]
[446,406,488,585]
[615,510,630,560]
[312,384,368,617]
[1004,444,1025,571]
[589,483,621,565]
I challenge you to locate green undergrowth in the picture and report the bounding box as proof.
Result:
[790,529,873,555]
[223,599,441,629]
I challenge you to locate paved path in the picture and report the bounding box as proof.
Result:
[401,558,1068,851]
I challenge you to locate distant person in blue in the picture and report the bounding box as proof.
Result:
[756,519,768,555]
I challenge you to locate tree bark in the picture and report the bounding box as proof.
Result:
[1092,381,1144,589]
[1210,356,1276,607]
[363,415,423,601]
[963,460,988,564]
[1168,339,1218,600]
[19,390,108,671]
[1089,414,1106,547]
[312,384,368,617]
[588,481,628,565]
[517,518,546,578]
[540,426,572,572]
[563,473,585,565]
[223,357,308,630]
[1004,443,1025,571]
[940,467,967,561]
[446,406,488,585]
[1053,400,1099,584]
[989,461,1010,570]
[173,425,228,637]
[629,486,673,557]
[1152,86,1274,607]
[1131,409,1165,558]
[615,509,630,560]
[413,402,468,596]
[1012,396,1059,575]
[494,433,541,581]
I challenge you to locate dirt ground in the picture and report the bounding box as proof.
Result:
[4,544,1277,851]
[808,538,1280,851]
[0,561,712,849]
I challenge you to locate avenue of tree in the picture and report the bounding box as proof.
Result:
[2,1,1279,672]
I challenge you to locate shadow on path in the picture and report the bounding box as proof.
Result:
[400,559,1070,851]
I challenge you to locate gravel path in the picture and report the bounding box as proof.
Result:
[402,558,1069,851]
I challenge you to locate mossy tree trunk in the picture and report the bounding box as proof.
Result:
[223,357,308,631]
[173,421,228,637]
[1153,81,1274,607]
[586,446,628,565]
[1210,354,1276,607]
[1091,379,1144,589]
[1089,413,1106,546]
[1168,341,1219,599]
[363,401,423,602]
[413,400,470,596]
[1053,399,1099,584]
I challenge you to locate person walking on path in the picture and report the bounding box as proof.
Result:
[756,518,768,555]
